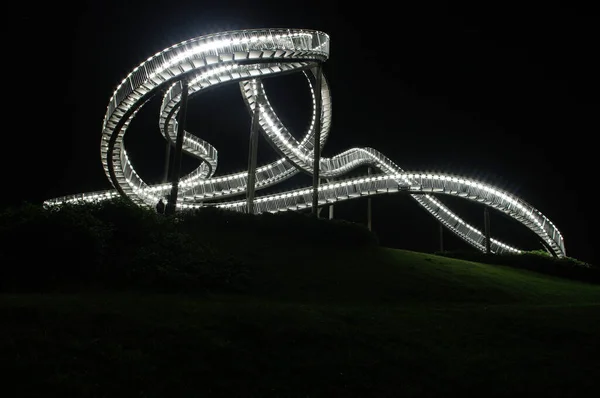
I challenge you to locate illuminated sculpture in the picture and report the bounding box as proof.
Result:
[45,29,566,257]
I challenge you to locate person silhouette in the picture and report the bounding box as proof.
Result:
[156,198,165,214]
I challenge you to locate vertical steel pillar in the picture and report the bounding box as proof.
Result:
[246,83,261,214]
[312,65,323,217]
[165,80,189,215]
[484,206,491,254]
[367,167,372,231]
[439,222,444,253]
[163,142,171,183]
[317,178,326,217]
[326,178,334,220]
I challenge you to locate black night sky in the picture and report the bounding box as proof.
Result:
[5,0,597,264]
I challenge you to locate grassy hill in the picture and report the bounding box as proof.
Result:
[3,245,599,397]
[241,246,600,304]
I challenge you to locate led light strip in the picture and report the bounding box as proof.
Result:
[44,28,565,257]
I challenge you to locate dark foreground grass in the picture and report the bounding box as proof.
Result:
[2,248,600,397]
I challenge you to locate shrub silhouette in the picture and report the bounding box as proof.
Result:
[0,199,377,292]
[0,202,109,291]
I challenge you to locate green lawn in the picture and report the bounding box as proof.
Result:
[2,247,599,397]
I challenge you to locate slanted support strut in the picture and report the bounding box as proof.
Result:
[312,65,323,217]
[163,142,171,183]
[367,167,372,231]
[326,177,334,219]
[165,80,189,215]
[246,81,261,214]
[439,222,444,253]
[484,206,491,254]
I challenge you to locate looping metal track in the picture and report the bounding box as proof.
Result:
[45,28,566,257]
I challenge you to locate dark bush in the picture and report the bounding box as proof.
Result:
[175,206,378,249]
[0,199,376,292]
[0,202,110,291]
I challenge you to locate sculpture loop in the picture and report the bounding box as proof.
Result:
[45,28,566,257]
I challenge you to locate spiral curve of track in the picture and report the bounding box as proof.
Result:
[45,28,566,257]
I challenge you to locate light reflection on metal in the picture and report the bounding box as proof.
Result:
[44,28,566,258]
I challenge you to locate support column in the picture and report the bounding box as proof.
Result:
[165,80,189,215]
[312,65,323,217]
[317,178,325,217]
[484,206,491,254]
[246,84,261,214]
[326,178,334,220]
[163,142,171,183]
[439,222,444,253]
[367,167,372,231]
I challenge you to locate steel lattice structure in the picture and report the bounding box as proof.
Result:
[44,28,566,257]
